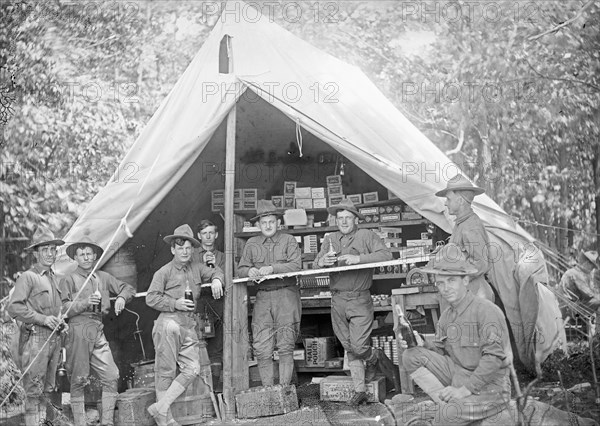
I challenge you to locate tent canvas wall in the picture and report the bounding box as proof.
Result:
[57,0,565,384]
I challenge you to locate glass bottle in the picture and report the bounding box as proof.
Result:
[205,251,215,268]
[395,305,417,348]
[203,306,215,338]
[184,281,194,306]
[92,282,102,313]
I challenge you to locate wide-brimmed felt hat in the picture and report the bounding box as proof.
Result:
[326,198,365,220]
[250,200,284,222]
[419,243,478,276]
[25,226,65,251]
[163,224,201,247]
[66,236,104,259]
[435,174,485,198]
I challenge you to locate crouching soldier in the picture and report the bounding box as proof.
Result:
[60,237,136,426]
[7,226,68,425]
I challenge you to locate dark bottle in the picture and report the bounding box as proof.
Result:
[203,306,215,338]
[92,285,102,313]
[395,305,418,348]
[57,347,67,377]
[205,251,215,268]
[184,282,194,306]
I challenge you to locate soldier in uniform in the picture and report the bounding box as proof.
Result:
[7,226,67,425]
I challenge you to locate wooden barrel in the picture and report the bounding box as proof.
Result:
[101,246,138,290]
[131,360,155,389]
[171,365,215,425]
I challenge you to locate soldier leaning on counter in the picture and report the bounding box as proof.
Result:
[146,224,224,426]
[314,198,395,405]
[7,226,68,426]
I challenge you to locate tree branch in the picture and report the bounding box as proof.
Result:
[446,125,464,156]
[524,58,600,92]
[528,0,596,41]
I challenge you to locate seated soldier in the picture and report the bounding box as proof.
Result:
[558,250,600,316]
[400,244,512,425]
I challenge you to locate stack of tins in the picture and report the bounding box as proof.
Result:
[130,359,215,424]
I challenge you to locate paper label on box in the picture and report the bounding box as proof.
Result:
[295,198,313,209]
[284,181,297,195]
[363,191,379,203]
[271,196,283,208]
[311,187,325,199]
[326,175,342,186]
[313,198,327,209]
[347,194,362,205]
[294,187,312,198]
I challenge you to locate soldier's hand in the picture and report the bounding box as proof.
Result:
[114,297,126,315]
[88,293,101,306]
[175,297,195,312]
[43,315,60,329]
[338,254,359,265]
[439,385,471,402]
[211,280,223,299]
[319,253,337,267]
[248,267,261,278]
[258,266,273,276]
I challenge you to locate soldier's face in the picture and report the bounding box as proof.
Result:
[75,247,97,271]
[198,226,218,247]
[434,274,469,305]
[444,191,462,216]
[172,240,193,263]
[34,245,57,268]
[259,215,279,238]
[336,211,358,235]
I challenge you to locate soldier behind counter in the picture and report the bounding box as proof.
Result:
[314,198,395,405]
[193,220,226,363]
[237,200,302,387]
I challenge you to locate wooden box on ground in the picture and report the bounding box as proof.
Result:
[320,376,385,402]
[235,384,299,419]
[116,387,155,426]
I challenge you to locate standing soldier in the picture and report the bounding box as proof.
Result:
[314,199,394,405]
[435,174,494,301]
[146,224,224,426]
[237,200,301,387]
[59,236,136,426]
[7,226,67,426]
[194,220,226,364]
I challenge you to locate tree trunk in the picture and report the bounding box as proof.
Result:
[594,143,600,253]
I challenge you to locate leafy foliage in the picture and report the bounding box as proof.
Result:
[1,0,599,280]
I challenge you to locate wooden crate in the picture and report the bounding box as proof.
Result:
[320,376,385,402]
[116,387,155,426]
[235,384,298,419]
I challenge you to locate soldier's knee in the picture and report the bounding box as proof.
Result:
[402,347,428,370]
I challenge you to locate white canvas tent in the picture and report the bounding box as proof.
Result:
[57,1,565,377]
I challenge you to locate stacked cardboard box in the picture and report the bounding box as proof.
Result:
[326,175,343,207]
[304,337,337,367]
[211,188,263,212]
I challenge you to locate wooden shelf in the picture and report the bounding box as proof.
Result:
[373,273,407,280]
[234,219,429,238]
[248,300,392,316]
